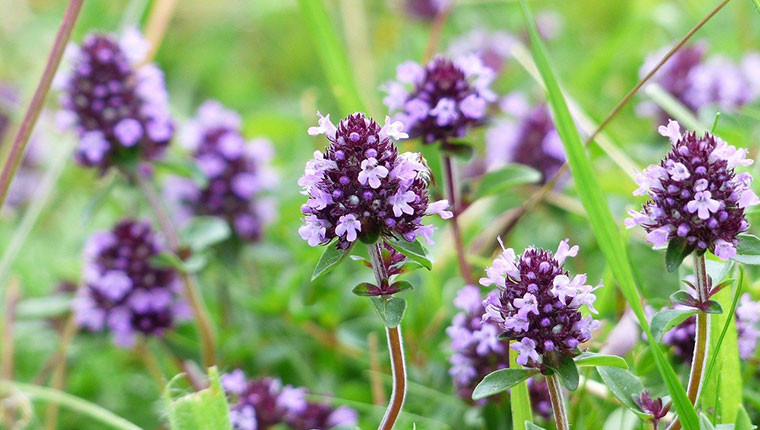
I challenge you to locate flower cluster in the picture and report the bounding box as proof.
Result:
[166,101,276,242]
[527,378,553,420]
[485,93,564,183]
[73,219,188,347]
[404,0,450,20]
[481,238,601,367]
[638,43,760,119]
[382,56,495,144]
[299,112,451,249]
[448,30,516,74]
[56,29,174,170]
[221,369,357,430]
[447,285,508,399]
[626,120,759,259]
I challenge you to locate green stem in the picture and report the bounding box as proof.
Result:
[0,380,141,430]
[368,243,407,430]
[546,373,569,430]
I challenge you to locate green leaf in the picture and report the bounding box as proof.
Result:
[700,413,717,430]
[703,300,723,314]
[151,251,186,271]
[735,405,754,430]
[296,0,364,114]
[311,241,354,281]
[384,237,432,270]
[351,282,377,296]
[574,353,628,369]
[548,353,579,391]
[671,290,698,307]
[595,367,650,419]
[474,163,542,200]
[751,0,760,18]
[509,341,534,429]
[370,296,407,328]
[645,83,705,133]
[666,237,692,272]
[164,367,232,430]
[155,159,208,187]
[440,141,475,160]
[518,1,698,427]
[651,308,698,342]
[471,368,538,401]
[389,280,414,294]
[525,423,548,430]
[180,217,231,252]
[733,233,760,265]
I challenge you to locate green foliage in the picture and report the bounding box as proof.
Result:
[311,241,354,281]
[573,352,628,369]
[473,163,542,200]
[595,367,650,419]
[651,308,699,342]
[471,368,538,401]
[370,296,407,328]
[164,367,232,430]
[384,237,432,270]
[180,216,232,252]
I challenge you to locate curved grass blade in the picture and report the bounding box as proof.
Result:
[509,341,534,429]
[517,1,698,427]
[297,0,365,114]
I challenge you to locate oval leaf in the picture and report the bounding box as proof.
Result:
[156,159,208,187]
[702,300,723,314]
[553,353,579,391]
[651,308,698,342]
[475,163,542,200]
[525,423,548,430]
[733,233,760,265]
[370,296,407,328]
[596,367,650,419]
[471,368,538,401]
[311,241,354,281]
[389,280,414,294]
[670,290,697,307]
[164,366,232,430]
[666,237,692,273]
[352,282,378,297]
[180,217,231,252]
[574,353,628,369]
[385,237,432,270]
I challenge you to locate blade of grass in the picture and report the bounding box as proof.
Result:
[702,268,743,423]
[510,342,534,430]
[517,1,699,428]
[297,0,366,114]
[0,380,142,430]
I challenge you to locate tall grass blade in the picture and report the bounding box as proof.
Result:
[297,0,366,114]
[517,1,699,428]
[509,341,534,429]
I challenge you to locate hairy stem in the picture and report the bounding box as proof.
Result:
[369,243,407,430]
[125,169,217,368]
[671,253,710,430]
[481,0,734,254]
[0,0,85,211]
[547,373,570,430]
[442,155,475,285]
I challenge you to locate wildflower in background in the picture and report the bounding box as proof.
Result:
[404,0,450,20]
[72,219,189,347]
[382,56,495,144]
[480,238,601,367]
[55,28,174,171]
[447,285,508,399]
[298,112,451,250]
[638,43,760,120]
[635,391,671,430]
[485,93,564,183]
[448,30,516,74]
[167,101,276,242]
[626,120,759,259]
[221,369,357,430]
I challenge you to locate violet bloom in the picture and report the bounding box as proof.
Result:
[527,377,553,421]
[638,43,760,119]
[480,238,601,367]
[382,56,495,144]
[626,120,759,259]
[55,28,174,171]
[167,101,276,242]
[447,285,508,400]
[404,0,450,20]
[635,391,671,430]
[485,93,564,183]
[448,30,516,74]
[221,369,357,430]
[662,310,697,363]
[72,219,188,347]
[299,112,451,249]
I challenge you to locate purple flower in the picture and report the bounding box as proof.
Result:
[167,101,276,242]
[383,56,495,144]
[299,112,448,249]
[56,29,174,171]
[527,377,553,420]
[485,94,564,184]
[626,120,758,258]
[448,29,516,74]
[638,43,760,120]
[72,219,187,347]
[635,391,671,430]
[735,294,760,359]
[404,0,450,20]
[480,239,601,367]
[222,369,358,430]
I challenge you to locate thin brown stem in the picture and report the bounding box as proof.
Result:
[422,6,451,63]
[142,0,179,65]
[0,0,85,211]
[442,155,475,285]
[547,373,569,430]
[124,168,217,368]
[368,243,407,430]
[481,0,734,254]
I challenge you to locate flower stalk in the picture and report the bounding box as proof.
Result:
[0,0,85,211]
[442,154,475,285]
[546,373,569,430]
[369,243,407,430]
